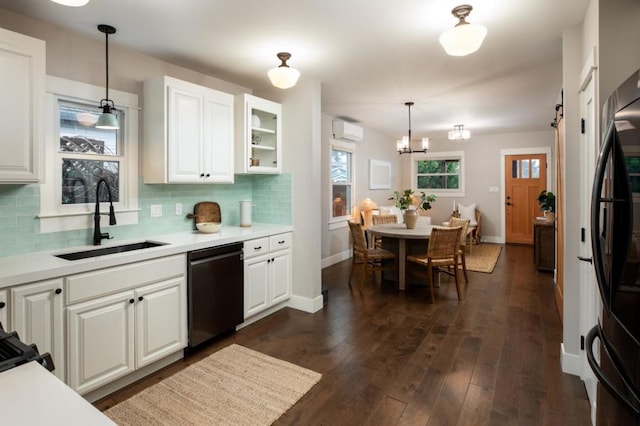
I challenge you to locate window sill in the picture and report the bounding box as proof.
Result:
[328,219,351,231]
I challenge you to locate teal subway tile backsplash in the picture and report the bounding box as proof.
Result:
[0,174,292,258]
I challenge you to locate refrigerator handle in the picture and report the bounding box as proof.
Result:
[586,324,640,418]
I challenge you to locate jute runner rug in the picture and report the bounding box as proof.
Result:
[105,344,322,426]
[461,243,502,273]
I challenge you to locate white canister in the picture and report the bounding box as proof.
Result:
[240,200,252,227]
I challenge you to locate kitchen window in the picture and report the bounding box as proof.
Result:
[329,139,356,230]
[411,151,465,197]
[39,76,139,233]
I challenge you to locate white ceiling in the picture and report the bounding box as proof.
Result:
[0,0,590,140]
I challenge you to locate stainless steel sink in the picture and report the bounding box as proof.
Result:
[55,241,167,261]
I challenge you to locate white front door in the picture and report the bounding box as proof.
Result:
[578,50,599,423]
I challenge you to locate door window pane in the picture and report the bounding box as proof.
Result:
[522,159,530,178]
[532,159,540,178]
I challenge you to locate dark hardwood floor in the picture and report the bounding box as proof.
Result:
[95,244,591,425]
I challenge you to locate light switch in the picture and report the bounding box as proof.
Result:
[489,186,499,193]
[175,203,182,215]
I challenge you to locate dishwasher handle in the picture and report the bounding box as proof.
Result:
[190,250,243,266]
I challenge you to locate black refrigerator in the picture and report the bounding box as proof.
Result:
[587,68,640,424]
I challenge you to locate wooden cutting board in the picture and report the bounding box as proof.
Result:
[186,201,221,224]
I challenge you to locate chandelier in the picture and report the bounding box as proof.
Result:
[397,102,429,155]
[448,124,471,140]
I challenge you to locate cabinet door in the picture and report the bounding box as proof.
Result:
[67,291,135,395]
[244,255,270,318]
[270,249,291,305]
[0,289,8,330]
[203,91,234,183]
[0,28,45,183]
[235,94,282,174]
[11,278,64,380]
[135,278,187,368]
[167,85,204,182]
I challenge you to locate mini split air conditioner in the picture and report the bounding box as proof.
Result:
[332,120,363,142]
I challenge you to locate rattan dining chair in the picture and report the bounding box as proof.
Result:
[347,221,398,289]
[371,214,398,248]
[406,226,462,303]
[448,217,470,283]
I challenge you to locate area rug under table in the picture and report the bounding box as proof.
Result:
[105,344,322,426]
[461,243,502,273]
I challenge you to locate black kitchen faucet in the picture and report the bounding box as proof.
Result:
[93,178,117,245]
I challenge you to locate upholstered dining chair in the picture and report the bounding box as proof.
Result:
[406,226,462,303]
[448,217,470,283]
[348,221,398,289]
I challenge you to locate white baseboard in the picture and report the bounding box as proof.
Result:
[322,249,351,268]
[561,343,582,376]
[288,294,324,313]
[481,235,504,244]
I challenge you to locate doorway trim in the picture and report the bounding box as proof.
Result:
[500,147,553,244]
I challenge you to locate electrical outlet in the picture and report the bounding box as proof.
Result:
[175,203,183,215]
[150,204,163,217]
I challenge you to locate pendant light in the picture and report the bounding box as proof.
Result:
[50,0,90,6]
[95,24,119,130]
[397,102,429,155]
[439,5,487,57]
[268,52,301,89]
[448,124,471,140]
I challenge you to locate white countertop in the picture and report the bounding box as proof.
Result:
[0,223,292,289]
[0,361,115,425]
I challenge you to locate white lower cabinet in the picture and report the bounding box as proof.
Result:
[65,255,187,395]
[10,279,65,380]
[0,289,7,330]
[244,233,292,318]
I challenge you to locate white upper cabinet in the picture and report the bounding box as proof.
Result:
[0,28,45,183]
[235,94,282,174]
[143,76,234,184]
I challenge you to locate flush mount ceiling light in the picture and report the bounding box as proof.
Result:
[50,0,90,6]
[268,52,300,89]
[397,102,429,155]
[448,124,471,140]
[95,24,119,130]
[439,4,487,57]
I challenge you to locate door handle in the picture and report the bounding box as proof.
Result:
[578,256,593,264]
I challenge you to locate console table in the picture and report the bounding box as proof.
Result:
[534,218,555,272]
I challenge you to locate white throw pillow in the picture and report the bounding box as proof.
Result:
[458,203,477,226]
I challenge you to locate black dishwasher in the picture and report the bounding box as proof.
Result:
[187,243,243,348]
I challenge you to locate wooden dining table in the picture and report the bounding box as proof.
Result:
[367,223,434,290]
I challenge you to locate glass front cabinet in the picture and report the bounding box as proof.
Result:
[235,94,282,174]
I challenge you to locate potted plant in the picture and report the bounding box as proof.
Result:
[537,190,556,221]
[391,189,436,228]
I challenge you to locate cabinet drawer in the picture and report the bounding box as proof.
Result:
[269,233,292,252]
[65,254,186,305]
[244,238,269,259]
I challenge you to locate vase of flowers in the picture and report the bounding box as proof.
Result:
[391,189,437,229]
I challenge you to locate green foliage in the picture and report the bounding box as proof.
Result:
[391,189,437,211]
[537,190,556,213]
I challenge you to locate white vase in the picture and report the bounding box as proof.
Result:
[403,209,419,229]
